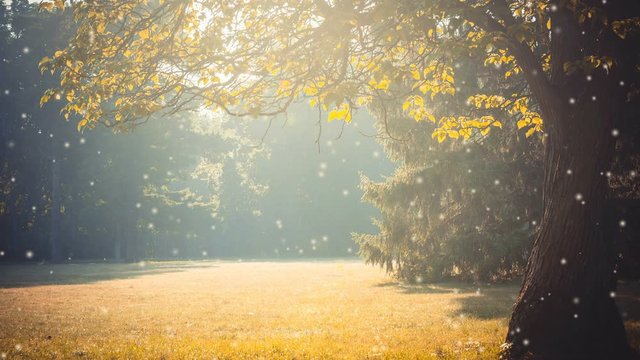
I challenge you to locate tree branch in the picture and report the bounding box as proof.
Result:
[461,5,561,126]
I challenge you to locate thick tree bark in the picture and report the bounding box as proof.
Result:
[503,90,634,358]
[498,0,640,355]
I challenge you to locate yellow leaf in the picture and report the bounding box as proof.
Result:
[279,79,291,89]
[517,119,529,129]
[96,22,106,34]
[327,103,351,122]
[547,18,551,30]
[525,127,536,138]
[77,119,88,131]
[328,109,340,121]
[375,77,390,90]
[303,85,318,97]
[432,129,447,143]
[138,29,150,40]
[531,116,543,125]
[38,56,50,69]
[40,94,50,107]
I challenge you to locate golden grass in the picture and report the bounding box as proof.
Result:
[0,260,636,359]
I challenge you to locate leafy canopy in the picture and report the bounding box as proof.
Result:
[40,0,638,141]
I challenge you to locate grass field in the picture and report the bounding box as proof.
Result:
[0,260,638,359]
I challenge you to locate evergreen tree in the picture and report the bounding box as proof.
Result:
[356,96,543,282]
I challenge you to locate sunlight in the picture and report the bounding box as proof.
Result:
[1,0,640,358]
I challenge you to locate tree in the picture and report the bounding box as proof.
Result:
[355,57,543,284]
[39,0,640,357]
[355,96,543,283]
[0,1,73,261]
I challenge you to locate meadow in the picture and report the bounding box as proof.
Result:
[0,260,638,359]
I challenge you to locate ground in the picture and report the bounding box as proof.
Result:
[0,260,638,359]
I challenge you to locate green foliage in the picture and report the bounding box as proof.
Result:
[354,94,543,282]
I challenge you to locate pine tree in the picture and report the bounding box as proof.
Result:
[356,95,543,282]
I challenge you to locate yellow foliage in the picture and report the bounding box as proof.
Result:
[77,119,88,131]
[328,103,351,123]
[35,0,589,142]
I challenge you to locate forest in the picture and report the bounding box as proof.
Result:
[0,0,395,261]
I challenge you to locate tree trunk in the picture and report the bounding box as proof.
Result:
[8,198,19,257]
[49,158,63,262]
[113,235,122,261]
[503,93,634,358]
[124,221,135,262]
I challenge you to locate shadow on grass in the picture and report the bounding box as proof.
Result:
[377,279,640,322]
[0,261,218,288]
[375,280,518,319]
[452,280,640,321]
[453,287,517,319]
[373,281,468,294]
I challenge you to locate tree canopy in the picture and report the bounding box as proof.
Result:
[40,0,633,138]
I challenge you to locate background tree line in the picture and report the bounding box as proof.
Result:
[0,1,389,263]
